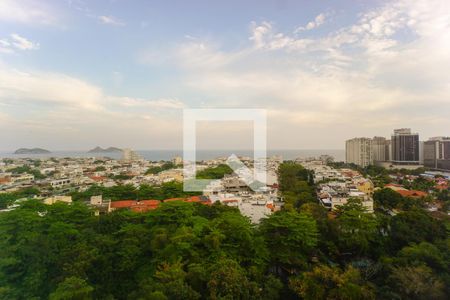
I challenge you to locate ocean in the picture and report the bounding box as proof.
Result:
[0,149,345,162]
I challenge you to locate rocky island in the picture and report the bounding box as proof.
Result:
[87,146,123,153]
[14,148,51,154]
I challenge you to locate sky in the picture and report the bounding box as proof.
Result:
[0,0,449,151]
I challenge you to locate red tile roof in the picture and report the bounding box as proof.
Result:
[111,199,161,211]
[111,196,213,211]
[110,200,136,208]
[0,177,11,184]
[110,197,212,211]
[133,201,160,211]
[186,196,201,202]
[202,199,212,205]
[396,190,428,198]
[163,197,186,202]
[139,200,160,206]
[385,183,403,188]
[435,185,448,191]
[89,176,106,182]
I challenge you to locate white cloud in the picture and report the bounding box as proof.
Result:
[0,68,104,110]
[0,65,187,150]
[249,21,273,48]
[0,39,10,47]
[0,39,13,54]
[166,0,450,147]
[2,0,450,149]
[295,13,328,32]
[0,0,58,25]
[249,21,313,51]
[10,33,39,50]
[175,41,247,70]
[98,15,125,26]
[0,34,39,54]
[0,66,188,113]
[116,97,185,109]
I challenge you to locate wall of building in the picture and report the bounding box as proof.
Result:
[391,129,419,164]
[345,138,373,167]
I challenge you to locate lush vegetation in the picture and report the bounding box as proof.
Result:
[110,174,134,180]
[196,164,234,179]
[276,163,450,299]
[437,189,450,211]
[6,165,46,179]
[145,162,177,175]
[0,163,448,299]
[70,182,201,201]
[278,162,316,209]
[329,162,427,177]
[94,166,106,172]
[373,188,434,211]
[327,162,431,188]
[401,176,436,192]
[0,187,40,209]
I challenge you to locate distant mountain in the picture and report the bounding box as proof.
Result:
[87,146,123,153]
[14,148,51,154]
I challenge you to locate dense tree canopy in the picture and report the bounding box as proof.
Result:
[0,162,448,299]
[0,201,286,299]
[70,182,201,202]
[0,187,40,209]
[196,164,234,179]
[373,188,404,209]
[145,162,177,175]
[6,165,46,179]
[289,265,375,300]
[278,162,315,208]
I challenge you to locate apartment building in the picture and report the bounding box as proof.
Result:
[372,136,388,162]
[345,138,373,167]
[424,137,450,171]
[391,128,420,164]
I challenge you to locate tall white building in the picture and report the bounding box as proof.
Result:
[172,156,183,166]
[372,136,387,162]
[122,148,141,162]
[424,137,450,170]
[346,138,373,167]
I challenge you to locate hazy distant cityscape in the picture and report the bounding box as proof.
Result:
[1,149,347,162]
[346,128,450,171]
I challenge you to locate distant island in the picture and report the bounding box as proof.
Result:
[87,146,123,153]
[14,148,51,154]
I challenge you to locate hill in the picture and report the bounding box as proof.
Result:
[87,146,123,153]
[14,148,51,154]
